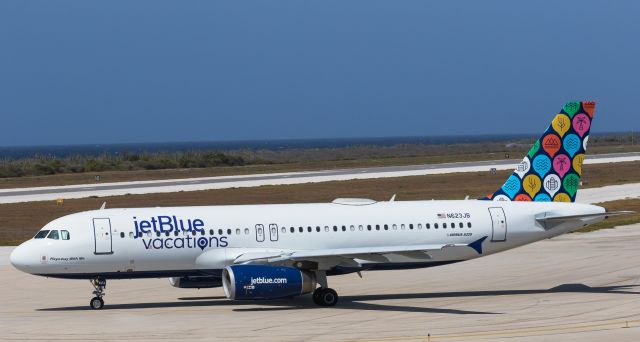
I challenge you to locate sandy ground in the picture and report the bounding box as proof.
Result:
[1,225,639,341]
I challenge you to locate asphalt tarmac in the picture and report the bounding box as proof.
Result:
[1,224,639,341]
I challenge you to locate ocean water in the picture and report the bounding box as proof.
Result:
[0,132,624,159]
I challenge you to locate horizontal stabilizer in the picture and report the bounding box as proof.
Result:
[536,211,635,229]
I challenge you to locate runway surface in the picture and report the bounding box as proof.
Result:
[1,152,639,204]
[1,224,639,341]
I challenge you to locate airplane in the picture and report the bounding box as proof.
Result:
[10,101,629,310]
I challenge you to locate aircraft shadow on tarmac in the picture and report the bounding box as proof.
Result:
[38,283,639,314]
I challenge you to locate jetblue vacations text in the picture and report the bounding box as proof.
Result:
[133,215,228,250]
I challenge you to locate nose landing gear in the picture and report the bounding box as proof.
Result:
[89,277,106,310]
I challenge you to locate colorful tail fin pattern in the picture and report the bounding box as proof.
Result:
[483,101,596,202]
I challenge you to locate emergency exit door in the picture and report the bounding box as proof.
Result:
[93,218,113,254]
[269,224,278,241]
[488,207,507,242]
[255,224,265,242]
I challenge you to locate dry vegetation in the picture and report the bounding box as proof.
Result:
[1,136,638,189]
[1,161,638,245]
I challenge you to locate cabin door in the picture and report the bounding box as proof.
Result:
[93,218,113,254]
[488,207,507,242]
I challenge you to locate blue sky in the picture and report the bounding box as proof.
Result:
[1,1,639,146]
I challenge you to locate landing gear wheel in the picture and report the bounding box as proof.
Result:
[89,277,106,310]
[90,297,104,310]
[312,288,323,305]
[313,288,339,306]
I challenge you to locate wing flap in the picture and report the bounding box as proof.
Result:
[233,241,483,266]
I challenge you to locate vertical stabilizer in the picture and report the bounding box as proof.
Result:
[483,101,595,202]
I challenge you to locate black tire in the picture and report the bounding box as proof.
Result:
[90,297,104,310]
[312,288,323,305]
[319,288,338,306]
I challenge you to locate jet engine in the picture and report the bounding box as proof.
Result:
[169,276,222,289]
[222,265,316,300]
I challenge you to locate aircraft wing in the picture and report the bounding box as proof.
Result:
[535,211,634,229]
[233,237,488,266]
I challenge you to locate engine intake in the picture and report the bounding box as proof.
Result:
[222,265,316,300]
[169,276,222,289]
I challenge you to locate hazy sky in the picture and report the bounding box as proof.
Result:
[1,1,639,146]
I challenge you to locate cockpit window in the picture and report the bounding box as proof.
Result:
[61,230,70,240]
[34,230,50,239]
[47,230,59,240]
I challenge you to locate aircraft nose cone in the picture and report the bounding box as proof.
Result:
[10,245,31,272]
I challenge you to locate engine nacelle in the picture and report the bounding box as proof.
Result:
[169,276,222,289]
[222,265,316,300]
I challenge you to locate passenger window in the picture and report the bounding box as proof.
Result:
[459,222,463,228]
[350,225,355,231]
[120,232,125,238]
[227,229,232,235]
[359,225,363,231]
[307,226,312,232]
[316,226,320,232]
[418,224,422,229]
[218,229,223,235]
[47,230,59,240]
[468,222,472,228]
[129,232,134,238]
[281,227,286,233]
[174,231,179,236]
[384,224,388,230]
[324,226,329,232]
[409,224,414,230]
[401,224,405,230]
[434,223,439,229]
[61,230,71,240]
[367,225,372,231]
[236,229,241,235]
[443,223,447,229]
[393,224,397,230]
[342,225,346,232]
[376,225,380,231]
[426,223,431,229]
[333,226,338,232]
[209,229,214,235]
[290,227,295,233]
[451,222,455,228]
[299,227,303,233]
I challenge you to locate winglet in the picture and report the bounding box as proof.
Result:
[468,236,488,254]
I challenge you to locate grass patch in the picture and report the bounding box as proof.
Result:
[1,142,638,189]
[575,199,640,232]
[1,162,639,245]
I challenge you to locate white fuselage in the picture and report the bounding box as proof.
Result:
[10,199,605,278]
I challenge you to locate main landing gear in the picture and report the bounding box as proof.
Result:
[312,271,339,306]
[89,277,106,310]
